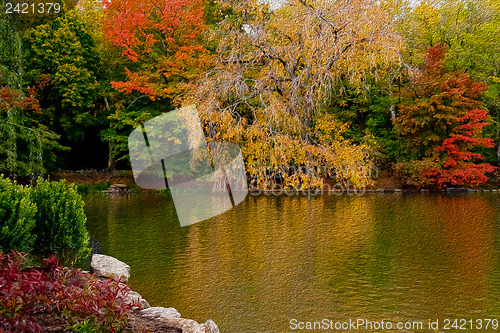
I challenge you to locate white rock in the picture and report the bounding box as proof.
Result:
[161,318,204,333]
[124,290,150,310]
[140,307,181,318]
[202,319,220,333]
[137,307,220,333]
[91,254,130,283]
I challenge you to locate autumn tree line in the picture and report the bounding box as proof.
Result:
[1,0,500,189]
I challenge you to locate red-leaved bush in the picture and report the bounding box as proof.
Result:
[0,251,136,332]
[396,44,497,188]
[423,109,497,188]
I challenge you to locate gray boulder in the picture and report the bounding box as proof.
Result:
[90,254,130,282]
[140,306,181,318]
[202,319,220,333]
[139,308,220,332]
[160,318,205,333]
[124,290,150,310]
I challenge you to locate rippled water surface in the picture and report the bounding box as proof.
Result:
[84,192,500,332]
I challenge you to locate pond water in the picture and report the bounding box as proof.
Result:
[84,192,500,332]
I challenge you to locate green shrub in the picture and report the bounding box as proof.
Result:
[93,181,112,192]
[67,320,99,332]
[30,179,90,265]
[0,175,37,253]
[76,183,91,195]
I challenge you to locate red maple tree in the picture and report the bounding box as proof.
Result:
[397,44,497,188]
[102,0,209,99]
[424,108,496,187]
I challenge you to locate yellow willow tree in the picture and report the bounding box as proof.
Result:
[185,0,404,189]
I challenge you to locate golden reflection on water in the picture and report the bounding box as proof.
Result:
[84,193,500,332]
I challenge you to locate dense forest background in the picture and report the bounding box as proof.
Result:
[1,0,500,189]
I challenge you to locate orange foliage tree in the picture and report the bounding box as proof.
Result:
[186,0,403,188]
[102,0,210,99]
[396,44,496,188]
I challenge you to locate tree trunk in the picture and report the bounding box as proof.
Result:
[104,97,117,174]
[107,146,116,174]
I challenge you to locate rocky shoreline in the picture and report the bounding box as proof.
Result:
[90,254,219,333]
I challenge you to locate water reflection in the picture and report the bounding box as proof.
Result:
[84,193,500,332]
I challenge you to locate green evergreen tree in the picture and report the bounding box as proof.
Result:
[0,4,63,179]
